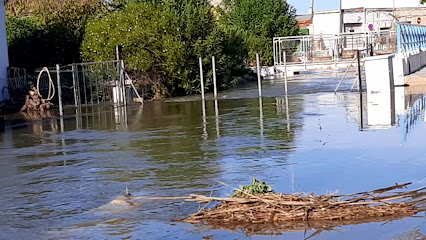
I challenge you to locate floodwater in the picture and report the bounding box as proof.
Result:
[0,72,425,240]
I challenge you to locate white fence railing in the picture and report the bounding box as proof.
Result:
[273,31,397,66]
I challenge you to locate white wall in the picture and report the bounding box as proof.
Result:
[312,10,340,35]
[342,0,423,10]
[0,0,9,101]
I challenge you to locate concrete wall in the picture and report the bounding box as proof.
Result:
[365,51,426,91]
[342,0,422,10]
[0,0,8,101]
[312,10,340,35]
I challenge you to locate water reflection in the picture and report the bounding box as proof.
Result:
[1,85,425,239]
[363,85,426,141]
[202,100,207,140]
[214,99,219,138]
[259,97,264,137]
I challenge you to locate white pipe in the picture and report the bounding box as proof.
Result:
[199,57,205,100]
[284,51,288,95]
[212,56,217,98]
[56,64,63,116]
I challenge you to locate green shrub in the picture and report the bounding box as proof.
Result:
[233,177,274,197]
[218,0,299,65]
[81,0,248,96]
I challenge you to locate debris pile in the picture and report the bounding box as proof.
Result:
[20,87,54,112]
[179,182,425,231]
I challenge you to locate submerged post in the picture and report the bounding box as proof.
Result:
[56,64,63,116]
[199,57,205,100]
[284,51,288,95]
[212,56,217,99]
[72,63,78,107]
[121,60,127,107]
[256,53,262,97]
[357,49,364,130]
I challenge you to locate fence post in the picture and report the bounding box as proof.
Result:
[72,63,78,107]
[273,39,276,66]
[56,64,63,116]
[212,56,217,99]
[284,51,288,95]
[121,60,127,107]
[303,37,307,70]
[256,53,262,97]
[357,50,362,92]
[199,57,205,100]
[82,66,88,105]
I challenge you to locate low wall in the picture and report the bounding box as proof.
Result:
[364,50,426,92]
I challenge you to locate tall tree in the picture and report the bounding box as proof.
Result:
[218,0,299,65]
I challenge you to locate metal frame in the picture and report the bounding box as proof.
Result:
[273,30,396,66]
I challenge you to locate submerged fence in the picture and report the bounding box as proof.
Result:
[7,59,143,115]
[273,31,397,66]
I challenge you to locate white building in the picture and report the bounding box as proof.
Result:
[341,0,422,10]
[0,0,8,101]
[307,0,426,35]
[311,10,341,35]
[342,0,426,33]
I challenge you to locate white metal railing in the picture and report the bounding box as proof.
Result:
[273,31,397,66]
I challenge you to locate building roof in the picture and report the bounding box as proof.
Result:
[296,14,312,22]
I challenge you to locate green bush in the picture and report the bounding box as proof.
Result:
[82,0,248,96]
[233,177,274,197]
[5,0,102,70]
[6,16,82,70]
[218,0,299,65]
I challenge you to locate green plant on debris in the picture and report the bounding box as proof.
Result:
[233,177,274,197]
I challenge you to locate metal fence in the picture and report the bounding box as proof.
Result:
[273,31,397,66]
[55,60,143,115]
[396,22,426,54]
[7,60,143,115]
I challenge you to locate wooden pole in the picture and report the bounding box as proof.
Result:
[199,57,205,100]
[256,53,262,97]
[56,64,63,116]
[212,56,217,99]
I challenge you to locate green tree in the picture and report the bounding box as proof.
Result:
[82,0,248,97]
[218,0,299,65]
[5,0,102,70]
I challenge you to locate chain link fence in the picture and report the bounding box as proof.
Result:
[6,60,143,115]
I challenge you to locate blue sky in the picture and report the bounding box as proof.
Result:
[288,0,340,14]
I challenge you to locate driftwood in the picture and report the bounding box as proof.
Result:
[169,182,426,235]
[20,87,54,112]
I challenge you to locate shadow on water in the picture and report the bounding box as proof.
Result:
[0,73,425,239]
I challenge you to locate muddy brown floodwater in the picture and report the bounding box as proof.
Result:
[0,72,425,239]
